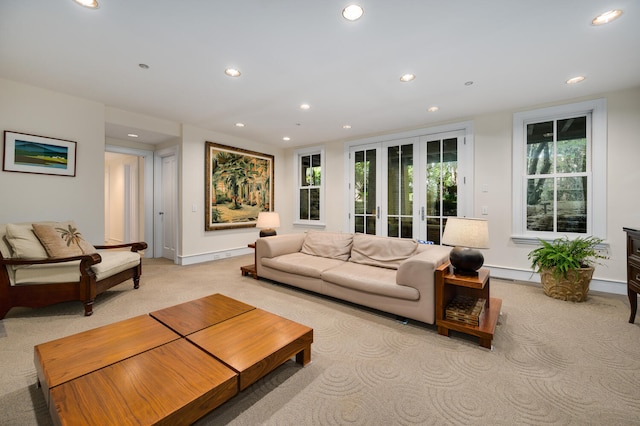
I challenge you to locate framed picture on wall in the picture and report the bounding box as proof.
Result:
[3,131,77,177]
[205,141,274,231]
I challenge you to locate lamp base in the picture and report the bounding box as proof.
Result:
[449,246,484,276]
[259,228,277,237]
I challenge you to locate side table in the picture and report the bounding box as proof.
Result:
[435,262,502,349]
[240,243,258,279]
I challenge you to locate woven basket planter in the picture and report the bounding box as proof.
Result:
[540,267,594,302]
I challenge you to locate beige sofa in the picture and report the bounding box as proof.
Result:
[256,231,451,324]
[0,221,147,318]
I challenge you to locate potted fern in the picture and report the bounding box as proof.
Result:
[528,236,607,302]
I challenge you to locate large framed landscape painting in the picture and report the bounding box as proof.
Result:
[205,142,274,231]
[3,131,77,177]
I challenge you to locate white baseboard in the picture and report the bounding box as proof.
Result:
[486,265,627,296]
[177,246,253,266]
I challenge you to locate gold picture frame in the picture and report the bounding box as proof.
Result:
[205,142,274,231]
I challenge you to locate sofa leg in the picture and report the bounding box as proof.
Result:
[133,276,140,289]
[83,301,94,316]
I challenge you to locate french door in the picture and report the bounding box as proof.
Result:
[349,130,469,242]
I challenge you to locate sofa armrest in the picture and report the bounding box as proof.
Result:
[256,234,305,260]
[396,247,450,290]
[94,242,148,252]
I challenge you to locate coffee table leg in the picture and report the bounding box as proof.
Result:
[295,345,311,366]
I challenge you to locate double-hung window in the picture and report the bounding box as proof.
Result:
[512,99,607,243]
[294,147,324,225]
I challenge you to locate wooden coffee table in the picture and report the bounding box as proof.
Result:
[35,294,313,425]
[34,315,180,406]
[150,293,255,336]
[49,339,238,426]
[189,308,314,390]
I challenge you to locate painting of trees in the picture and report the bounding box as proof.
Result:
[205,142,274,231]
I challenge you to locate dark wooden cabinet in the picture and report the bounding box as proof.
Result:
[624,227,640,324]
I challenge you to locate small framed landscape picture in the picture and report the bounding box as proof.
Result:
[3,131,77,177]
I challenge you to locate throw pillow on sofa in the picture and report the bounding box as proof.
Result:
[32,221,97,258]
[349,233,418,269]
[300,231,353,261]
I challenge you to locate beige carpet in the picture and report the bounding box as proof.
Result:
[1,255,639,425]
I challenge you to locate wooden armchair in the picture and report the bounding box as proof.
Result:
[0,241,147,319]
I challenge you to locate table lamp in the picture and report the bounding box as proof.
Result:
[441,217,489,276]
[256,212,280,237]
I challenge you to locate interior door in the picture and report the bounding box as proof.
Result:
[159,153,177,260]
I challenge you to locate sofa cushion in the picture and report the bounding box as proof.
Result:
[300,231,353,261]
[261,252,344,279]
[32,222,96,258]
[322,262,419,301]
[5,223,48,259]
[349,234,418,270]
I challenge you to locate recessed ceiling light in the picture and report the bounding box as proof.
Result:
[138,63,149,69]
[300,104,311,110]
[73,0,99,9]
[283,137,291,141]
[566,76,586,84]
[127,133,139,138]
[235,123,245,127]
[592,10,623,26]
[343,124,352,129]
[342,5,364,21]
[427,106,439,112]
[225,68,241,77]
[400,74,415,82]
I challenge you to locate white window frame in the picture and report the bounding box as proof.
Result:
[511,99,607,244]
[293,146,325,226]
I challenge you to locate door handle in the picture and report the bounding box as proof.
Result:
[159,212,164,215]
[377,207,380,219]
[421,207,425,221]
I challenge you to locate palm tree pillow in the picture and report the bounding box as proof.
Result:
[32,222,96,258]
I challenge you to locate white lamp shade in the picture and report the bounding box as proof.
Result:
[256,212,280,229]
[441,217,489,249]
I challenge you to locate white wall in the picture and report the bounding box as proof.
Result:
[178,124,286,264]
[0,78,105,243]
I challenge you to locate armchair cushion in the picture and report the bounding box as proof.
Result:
[32,222,96,258]
[5,223,48,260]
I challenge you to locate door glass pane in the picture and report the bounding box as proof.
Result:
[387,146,399,216]
[442,138,457,217]
[527,177,554,231]
[353,149,377,234]
[400,218,412,239]
[401,145,413,216]
[366,216,376,235]
[557,176,586,233]
[355,216,364,233]
[425,141,441,217]
[388,217,399,237]
[427,218,441,244]
[425,137,457,242]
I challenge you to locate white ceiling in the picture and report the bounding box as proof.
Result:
[1,1,639,147]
